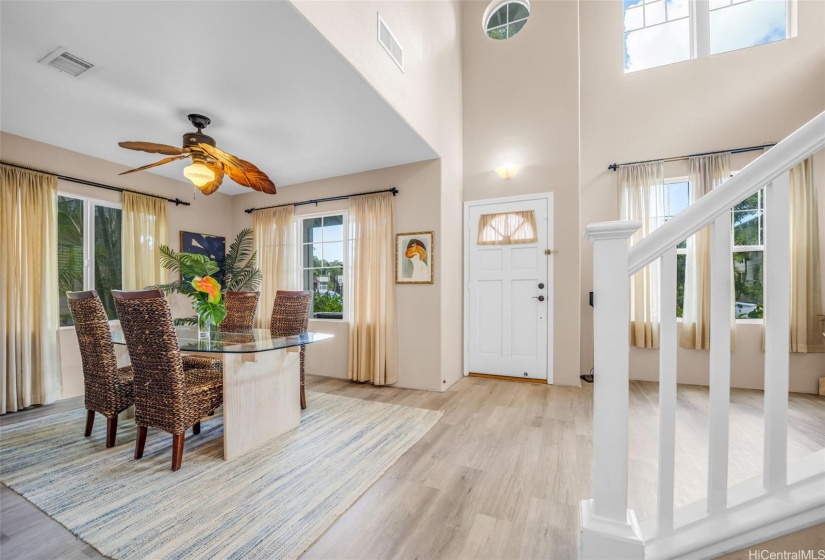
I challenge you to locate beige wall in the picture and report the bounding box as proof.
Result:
[461,0,582,386]
[291,0,466,389]
[231,159,444,391]
[579,0,825,393]
[0,131,235,398]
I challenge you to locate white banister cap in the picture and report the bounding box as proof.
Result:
[584,221,642,241]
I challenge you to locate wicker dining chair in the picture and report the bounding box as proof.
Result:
[270,290,312,409]
[112,289,224,471]
[67,290,134,448]
[221,291,260,332]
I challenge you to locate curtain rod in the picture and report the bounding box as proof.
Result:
[607,143,777,171]
[0,161,191,206]
[244,187,399,214]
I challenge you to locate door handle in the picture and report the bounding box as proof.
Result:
[532,295,545,302]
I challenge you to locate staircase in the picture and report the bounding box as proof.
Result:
[579,112,825,559]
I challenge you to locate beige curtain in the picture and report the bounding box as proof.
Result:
[348,193,398,385]
[253,206,296,329]
[680,153,734,350]
[122,192,168,290]
[1,165,62,414]
[477,210,538,245]
[789,158,824,352]
[619,161,666,349]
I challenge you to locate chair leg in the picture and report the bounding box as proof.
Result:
[193,422,201,435]
[84,410,95,437]
[300,384,307,410]
[171,433,185,471]
[105,416,118,448]
[135,426,148,459]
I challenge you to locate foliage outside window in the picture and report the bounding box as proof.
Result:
[484,0,530,40]
[623,0,789,73]
[656,180,765,319]
[300,214,345,319]
[58,194,122,326]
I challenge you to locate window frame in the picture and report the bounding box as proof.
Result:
[623,0,793,73]
[295,209,349,322]
[57,191,123,328]
[661,176,765,322]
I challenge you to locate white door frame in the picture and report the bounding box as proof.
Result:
[463,192,554,384]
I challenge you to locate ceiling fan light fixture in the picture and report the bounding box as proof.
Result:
[183,162,215,187]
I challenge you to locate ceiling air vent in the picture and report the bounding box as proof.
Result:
[377,14,404,72]
[38,47,97,78]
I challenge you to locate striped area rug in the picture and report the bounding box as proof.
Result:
[0,391,441,560]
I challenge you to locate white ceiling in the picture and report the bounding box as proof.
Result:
[0,1,437,195]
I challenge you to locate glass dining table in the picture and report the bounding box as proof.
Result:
[112,327,333,460]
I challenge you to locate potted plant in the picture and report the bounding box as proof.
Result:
[152,228,260,335]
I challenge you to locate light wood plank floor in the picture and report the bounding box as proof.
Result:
[1,376,822,559]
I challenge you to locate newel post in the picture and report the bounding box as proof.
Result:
[579,221,645,560]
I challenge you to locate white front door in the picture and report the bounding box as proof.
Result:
[467,196,552,381]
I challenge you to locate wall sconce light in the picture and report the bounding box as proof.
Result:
[495,163,521,179]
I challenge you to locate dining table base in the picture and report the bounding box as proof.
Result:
[221,347,301,461]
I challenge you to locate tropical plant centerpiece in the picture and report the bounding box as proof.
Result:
[152,228,261,335]
[191,275,226,338]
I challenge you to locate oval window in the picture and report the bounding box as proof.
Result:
[483,0,530,41]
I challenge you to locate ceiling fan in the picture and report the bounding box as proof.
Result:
[118,114,276,195]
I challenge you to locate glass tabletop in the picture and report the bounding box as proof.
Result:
[111,327,334,354]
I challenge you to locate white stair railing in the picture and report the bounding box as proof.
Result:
[580,111,825,560]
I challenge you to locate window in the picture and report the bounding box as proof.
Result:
[710,0,787,55]
[624,0,691,72]
[653,180,690,316]
[477,211,538,245]
[732,188,765,318]
[658,179,764,318]
[623,0,790,72]
[484,0,530,41]
[58,194,122,326]
[299,213,346,320]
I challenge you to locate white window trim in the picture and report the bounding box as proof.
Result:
[295,209,349,322]
[58,192,122,328]
[625,0,794,72]
[662,177,766,322]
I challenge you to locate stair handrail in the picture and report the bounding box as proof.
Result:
[628,111,825,275]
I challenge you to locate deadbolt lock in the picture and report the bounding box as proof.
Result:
[545,249,557,255]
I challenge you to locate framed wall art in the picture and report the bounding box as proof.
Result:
[396,231,434,284]
[180,231,226,285]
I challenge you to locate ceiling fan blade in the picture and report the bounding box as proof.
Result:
[118,141,184,156]
[227,161,277,195]
[198,144,276,194]
[198,162,224,196]
[118,154,189,176]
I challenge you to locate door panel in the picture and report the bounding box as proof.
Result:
[468,197,550,380]
[477,280,503,354]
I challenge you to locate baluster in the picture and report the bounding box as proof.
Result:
[657,247,677,534]
[764,172,790,492]
[707,211,732,514]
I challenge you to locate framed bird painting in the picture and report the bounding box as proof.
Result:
[396,231,434,284]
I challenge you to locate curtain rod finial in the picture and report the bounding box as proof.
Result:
[608,163,618,171]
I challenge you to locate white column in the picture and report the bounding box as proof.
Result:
[580,221,644,560]
[764,173,791,492]
[708,212,732,514]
